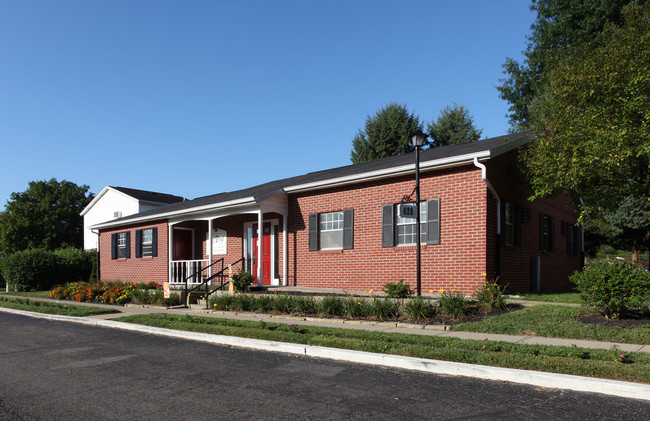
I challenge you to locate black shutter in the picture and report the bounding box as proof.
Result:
[125,232,131,258]
[381,204,394,247]
[549,216,555,252]
[308,213,318,251]
[135,230,142,258]
[152,227,158,257]
[515,205,523,246]
[539,212,545,251]
[426,199,440,245]
[343,209,354,250]
[111,233,117,260]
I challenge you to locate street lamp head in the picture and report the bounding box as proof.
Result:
[411,132,427,148]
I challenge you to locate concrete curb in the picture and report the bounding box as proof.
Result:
[3,307,650,402]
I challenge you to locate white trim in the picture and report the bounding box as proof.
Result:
[91,197,256,229]
[243,218,281,286]
[257,211,263,287]
[282,216,287,286]
[284,152,491,193]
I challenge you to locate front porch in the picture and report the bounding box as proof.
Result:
[166,195,289,288]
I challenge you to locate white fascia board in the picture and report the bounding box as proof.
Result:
[90,196,256,230]
[284,151,492,193]
[80,186,111,216]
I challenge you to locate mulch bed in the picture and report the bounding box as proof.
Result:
[579,312,650,329]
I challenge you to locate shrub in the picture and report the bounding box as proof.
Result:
[294,296,317,315]
[255,294,274,312]
[317,296,344,317]
[231,271,254,292]
[272,294,296,314]
[402,297,435,322]
[570,258,650,319]
[438,288,469,319]
[1,249,58,291]
[54,247,95,283]
[210,294,236,311]
[369,297,400,320]
[343,296,370,318]
[382,279,413,298]
[233,293,256,311]
[473,277,507,312]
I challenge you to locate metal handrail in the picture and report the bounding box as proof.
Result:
[183,257,245,309]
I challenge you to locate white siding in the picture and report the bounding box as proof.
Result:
[83,190,140,250]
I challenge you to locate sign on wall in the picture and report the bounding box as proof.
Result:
[399,204,417,219]
[207,228,227,255]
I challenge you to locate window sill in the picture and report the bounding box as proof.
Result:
[318,249,344,254]
[394,245,429,251]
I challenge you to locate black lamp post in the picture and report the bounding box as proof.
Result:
[412,132,427,297]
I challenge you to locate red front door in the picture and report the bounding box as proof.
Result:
[173,229,192,261]
[252,222,272,285]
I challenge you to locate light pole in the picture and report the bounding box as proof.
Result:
[412,132,427,297]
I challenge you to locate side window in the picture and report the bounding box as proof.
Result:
[503,202,522,246]
[540,213,555,252]
[308,209,354,251]
[382,199,440,247]
[111,231,131,259]
[135,228,158,258]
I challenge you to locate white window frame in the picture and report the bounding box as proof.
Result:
[319,211,344,250]
[396,202,427,246]
[142,228,153,257]
[504,202,514,246]
[117,232,127,259]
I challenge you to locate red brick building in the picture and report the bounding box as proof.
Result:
[93,133,583,293]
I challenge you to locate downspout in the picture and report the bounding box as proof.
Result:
[473,157,501,277]
[91,228,100,281]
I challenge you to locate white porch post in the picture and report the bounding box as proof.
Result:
[208,219,213,280]
[168,224,173,283]
[257,210,263,287]
[282,215,288,286]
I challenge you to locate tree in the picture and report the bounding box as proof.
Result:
[497,0,644,130]
[427,103,482,148]
[350,103,424,163]
[0,179,94,254]
[524,4,650,258]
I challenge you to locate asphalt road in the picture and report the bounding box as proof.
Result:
[1,312,649,420]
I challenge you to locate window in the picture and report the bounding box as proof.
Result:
[111,231,130,259]
[540,213,555,252]
[308,209,354,251]
[382,199,440,247]
[503,202,522,246]
[566,223,579,256]
[135,228,158,258]
[396,202,428,245]
[320,211,344,249]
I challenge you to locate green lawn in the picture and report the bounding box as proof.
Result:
[0,290,52,298]
[514,289,582,304]
[0,297,121,317]
[455,304,650,344]
[117,313,650,384]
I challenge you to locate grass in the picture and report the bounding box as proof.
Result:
[0,290,52,298]
[513,288,582,304]
[116,313,650,384]
[0,297,121,317]
[454,305,650,344]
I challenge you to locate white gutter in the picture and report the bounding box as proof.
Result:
[473,157,500,235]
[90,196,256,229]
[286,151,491,193]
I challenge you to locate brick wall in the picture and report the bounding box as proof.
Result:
[287,165,490,293]
[99,220,169,284]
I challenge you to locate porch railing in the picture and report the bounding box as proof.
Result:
[170,259,210,285]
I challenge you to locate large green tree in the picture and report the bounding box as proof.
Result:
[497,0,645,130]
[427,103,482,148]
[350,102,424,163]
[525,4,650,258]
[0,179,94,254]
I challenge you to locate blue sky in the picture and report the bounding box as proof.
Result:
[0,0,534,208]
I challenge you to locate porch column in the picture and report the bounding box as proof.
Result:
[257,210,263,287]
[283,215,288,286]
[208,219,213,280]
[168,224,173,283]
